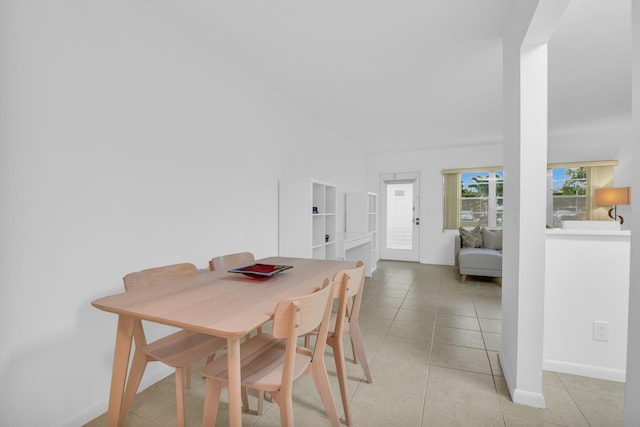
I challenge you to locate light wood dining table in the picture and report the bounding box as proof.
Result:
[92,256,355,427]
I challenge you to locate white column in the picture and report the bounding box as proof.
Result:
[501,0,570,408]
[625,1,640,424]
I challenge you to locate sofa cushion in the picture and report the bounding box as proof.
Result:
[482,228,503,250]
[459,225,483,248]
[458,247,502,271]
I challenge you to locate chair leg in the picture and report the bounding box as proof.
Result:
[310,359,340,427]
[257,390,265,415]
[241,386,250,412]
[277,389,294,427]
[333,338,352,426]
[175,367,186,427]
[257,390,272,415]
[118,349,148,426]
[203,380,222,427]
[185,363,192,389]
[351,336,358,364]
[240,387,265,414]
[460,274,467,284]
[349,325,372,384]
[201,354,216,380]
[245,325,264,341]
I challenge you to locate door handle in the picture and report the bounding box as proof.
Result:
[415,218,420,225]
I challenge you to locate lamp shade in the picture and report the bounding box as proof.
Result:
[594,187,631,206]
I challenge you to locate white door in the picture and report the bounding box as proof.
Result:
[380,172,420,261]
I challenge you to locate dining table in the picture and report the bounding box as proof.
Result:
[92,256,356,427]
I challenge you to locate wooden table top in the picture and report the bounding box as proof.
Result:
[92,256,354,339]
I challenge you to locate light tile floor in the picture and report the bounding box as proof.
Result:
[85,261,625,426]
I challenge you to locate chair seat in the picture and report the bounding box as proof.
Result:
[458,247,502,271]
[201,334,311,391]
[145,329,226,368]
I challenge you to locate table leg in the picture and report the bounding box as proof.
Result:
[227,336,242,427]
[107,315,134,427]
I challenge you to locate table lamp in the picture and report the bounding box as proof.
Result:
[594,187,631,224]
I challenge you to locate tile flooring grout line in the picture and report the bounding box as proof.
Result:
[555,374,594,426]
[417,274,443,427]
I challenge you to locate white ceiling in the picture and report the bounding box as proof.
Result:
[157,0,630,154]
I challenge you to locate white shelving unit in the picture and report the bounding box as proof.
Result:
[279,179,337,260]
[346,192,378,275]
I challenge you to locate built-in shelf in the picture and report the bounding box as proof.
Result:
[346,192,378,274]
[279,179,337,260]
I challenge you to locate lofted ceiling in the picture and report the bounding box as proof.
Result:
[157,0,630,154]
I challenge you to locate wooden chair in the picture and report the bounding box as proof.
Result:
[338,261,372,385]
[304,261,370,426]
[201,278,340,427]
[209,251,254,272]
[119,263,227,427]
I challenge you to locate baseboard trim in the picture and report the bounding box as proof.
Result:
[499,351,547,408]
[512,388,547,408]
[543,358,626,382]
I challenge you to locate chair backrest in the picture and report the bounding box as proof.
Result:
[272,278,333,338]
[272,278,334,385]
[209,252,255,271]
[331,261,365,300]
[123,263,198,291]
[332,261,365,334]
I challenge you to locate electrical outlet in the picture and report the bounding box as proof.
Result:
[593,321,609,342]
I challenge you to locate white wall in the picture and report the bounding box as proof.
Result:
[544,230,630,381]
[0,1,365,426]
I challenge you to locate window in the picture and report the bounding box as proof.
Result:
[460,171,503,228]
[547,161,617,227]
[443,167,503,229]
[549,166,587,227]
[443,161,617,230]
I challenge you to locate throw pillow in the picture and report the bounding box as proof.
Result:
[459,225,483,248]
[483,228,503,250]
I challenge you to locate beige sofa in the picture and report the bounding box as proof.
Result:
[454,229,503,285]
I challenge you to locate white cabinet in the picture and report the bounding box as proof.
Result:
[279,179,337,260]
[346,192,378,274]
